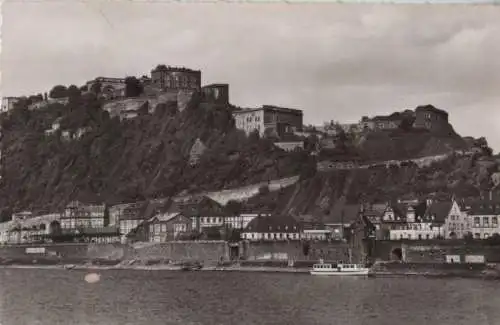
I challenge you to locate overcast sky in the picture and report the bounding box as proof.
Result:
[1,2,499,153]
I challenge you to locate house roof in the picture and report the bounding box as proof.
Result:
[149,212,187,223]
[243,215,301,233]
[468,200,500,216]
[169,196,226,217]
[424,201,453,223]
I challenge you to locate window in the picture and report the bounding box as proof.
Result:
[474,217,480,227]
[493,217,498,226]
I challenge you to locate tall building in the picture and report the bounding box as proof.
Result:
[232,105,303,137]
[201,84,229,105]
[150,65,201,91]
[414,105,449,131]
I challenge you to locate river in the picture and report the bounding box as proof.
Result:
[0,269,499,325]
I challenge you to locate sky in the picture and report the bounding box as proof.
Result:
[1,2,499,153]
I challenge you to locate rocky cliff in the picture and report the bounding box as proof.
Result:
[0,92,311,214]
[0,90,497,217]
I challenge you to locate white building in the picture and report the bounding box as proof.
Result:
[273,141,304,152]
[467,200,500,239]
[109,202,145,227]
[301,229,332,241]
[0,221,15,244]
[444,198,471,239]
[1,97,20,113]
[388,200,450,240]
[60,201,105,230]
[241,215,302,241]
[390,222,444,240]
[232,105,303,137]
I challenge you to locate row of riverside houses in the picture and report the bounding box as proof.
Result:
[359,186,500,241]
[1,185,499,245]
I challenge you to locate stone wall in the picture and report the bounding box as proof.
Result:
[372,240,500,263]
[204,175,299,205]
[127,241,228,265]
[242,241,350,262]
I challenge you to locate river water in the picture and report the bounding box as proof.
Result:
[0,269,498,325]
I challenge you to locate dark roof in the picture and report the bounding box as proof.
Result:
[323,202,361,225]
[119,201,149,220]
[424,201,453,223]
[456,197,479,211]
[468,200,500,216]
[170,196,226,217]
[243,215,301,233]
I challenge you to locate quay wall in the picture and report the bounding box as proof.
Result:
[127,241,229,265]
[0,241,350,265]
[372,240,500,263]
[241,241,351,261]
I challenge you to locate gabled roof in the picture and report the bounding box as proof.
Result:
[424,200,453,223]
[149,212,188,223]
[243,215,301,233]
[170,196,226,217]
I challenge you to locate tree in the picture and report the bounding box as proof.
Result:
[49,85,68,99]
[67,85,81,99]
[399,115,416,131]
[125,76,144,98]
[90,81,102,95]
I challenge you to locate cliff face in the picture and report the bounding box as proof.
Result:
[0,94,311,212]
[0,92,497,217]
[245,151,499,219]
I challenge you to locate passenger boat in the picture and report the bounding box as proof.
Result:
[310,259,370,276]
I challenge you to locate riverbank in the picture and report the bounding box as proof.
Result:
[2,261,500,279]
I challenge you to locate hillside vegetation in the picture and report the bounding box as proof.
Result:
[0,92,313,213]
[246,152,499,220]
[0,89,497,218]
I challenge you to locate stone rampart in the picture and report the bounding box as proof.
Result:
[127,241,229,265]
[242,241,350,261]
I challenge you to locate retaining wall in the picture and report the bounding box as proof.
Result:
[372,240,500,263]
[242,241,350,261]
[127,241,229,265]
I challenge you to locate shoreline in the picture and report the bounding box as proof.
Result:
[2,263,500,279]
